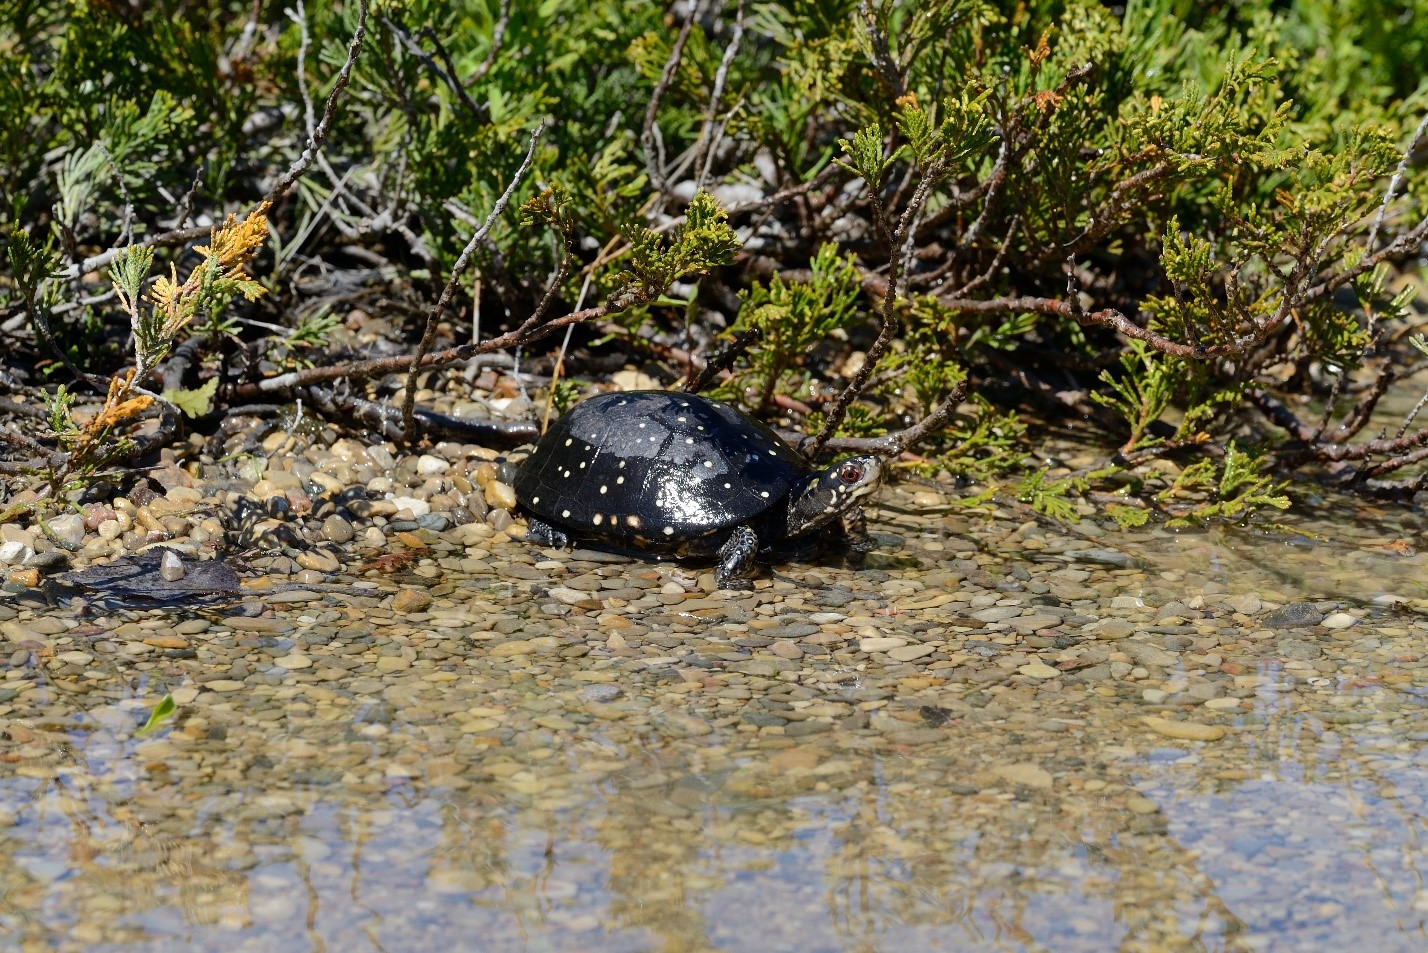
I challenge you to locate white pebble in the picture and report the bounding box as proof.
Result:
[416,454,450,476]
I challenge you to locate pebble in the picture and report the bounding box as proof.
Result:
[889,644,936,662]
[651,710,712,737]
[1321,611,1356,629]
[1223,593,1263,615]
[389,495,431,518]
[991,763,1054,789]
[1090,619,1135,641]
[321,515,355,543]
[47,514,86,550]
[485,480,518,511]
[6,568,39,588]
[1263,602,1324,628]
[159,550,186,580]
[490,637,561,656]
[393,589,433,613]
[1017,661,1060,679]
[1142,717,1227,742]
[0,541,33,566]
[859,637,909,652]
[417,454,450,476]
[579,685,622,704]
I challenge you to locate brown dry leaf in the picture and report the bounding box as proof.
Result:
[81,371,152,439]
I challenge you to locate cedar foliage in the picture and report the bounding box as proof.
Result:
[2,0,1428,521]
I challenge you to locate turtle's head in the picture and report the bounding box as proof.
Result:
[786,455,883,537]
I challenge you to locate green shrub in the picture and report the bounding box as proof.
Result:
[3,0,1428,521]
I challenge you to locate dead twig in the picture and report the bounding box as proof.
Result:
[305,386,537,446]
[642,0,702,199]
[462,0,512,89]
[383,15,485,120]
[810,158,947,453]
[1367,108,1428,252]
[813,375,971,457]
[400,120,545,444]
[691,0,746,192]
[266,0,370,208]
[233,303,609,400]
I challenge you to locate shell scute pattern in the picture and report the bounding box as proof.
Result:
[514,391,810,548]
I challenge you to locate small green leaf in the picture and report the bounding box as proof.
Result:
[161,378,218,418]
[1107,503,1151,528]
[135,694,177,737]
[109,245,154,303]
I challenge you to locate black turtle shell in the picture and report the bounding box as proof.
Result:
[514,391,811,548]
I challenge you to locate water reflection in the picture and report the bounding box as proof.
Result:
[3,690,1424,953]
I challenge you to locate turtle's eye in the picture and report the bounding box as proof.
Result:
[838,462,864,483]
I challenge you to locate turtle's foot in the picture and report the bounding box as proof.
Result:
[715,525,759,589]
[839,508,875,557]
[526,518,570,549]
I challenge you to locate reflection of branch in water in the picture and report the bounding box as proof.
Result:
[1315,717,1426,926]
[340,805,391,953]
[288,826,328,953]
[1130,675,1428,947]
[806,741,1264,953]
[0,732,251,938]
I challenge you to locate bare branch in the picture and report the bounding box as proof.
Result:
[811,158,944,452]
[463,0,512,89]
[691,0,746,191]
[306,386,537,446]
[264,0,370,208]
[383,15,485,120]
[642,0,702,198]
[401,120,545,444]
[233,303,610,400]
[1367,108,1428,251]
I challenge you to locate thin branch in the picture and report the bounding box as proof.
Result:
[856,1,906,99]
[0,399,48,420]
[400,120,545,444]
[463,0,512,88]
[1248,387,1428,464]
[811,159,944,452]
[383,15,484,120]
[810,376,971,457]
[691,0,746,192]
[306,386,537,446]
[1332,366,1393,443]
[264,0,370,208]
[641,0,702,198]
[59,225,211,283]
[233,303,610,399]
[1367,108,1428,251]
[0,425,51,456]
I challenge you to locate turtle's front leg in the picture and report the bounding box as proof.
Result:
[840,507,873,553]
[526,517,570,548]
[715,525,760,589]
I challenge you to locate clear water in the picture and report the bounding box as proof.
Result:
[2,496,1426,952]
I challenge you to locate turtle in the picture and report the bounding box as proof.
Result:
[513,390,882,588]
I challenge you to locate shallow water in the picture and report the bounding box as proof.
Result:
[2,483,1426,952]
